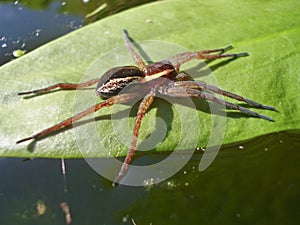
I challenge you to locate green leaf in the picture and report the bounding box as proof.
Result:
[0,0,299,158]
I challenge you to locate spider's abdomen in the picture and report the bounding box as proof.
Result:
[96,66,144,98]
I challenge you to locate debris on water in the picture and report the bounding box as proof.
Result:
[122,214,129,223]
[131,218,137,225]
[196,147,206,152]
[60,202,72,224]
[166,180,177,190]
[85,3,107,18]
[13,49,26,58]
[32,29,42,37]
[36,200,46,216]
[238,145,244,150]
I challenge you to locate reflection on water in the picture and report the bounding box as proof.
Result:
[0,1,82,65]
[0,130,299,224]
[0,0,154,65]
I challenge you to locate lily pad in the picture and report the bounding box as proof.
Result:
[0,0,299,158]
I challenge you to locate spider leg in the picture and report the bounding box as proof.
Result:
[174,80,275,111]
[16,93,137,144]
[192,45,234,54]
[159,86,274,121]
[18,78,100,95]
[123,29,146,70]
[168,47,248,71]
[113,91,155,186]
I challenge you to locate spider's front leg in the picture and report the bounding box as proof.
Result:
[168,46,248,71]
[159,85,274,121]
[123,29,146,70]
[16,93,138,144]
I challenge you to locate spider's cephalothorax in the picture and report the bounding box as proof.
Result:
[143,61,177,80]
[17,29,276,186]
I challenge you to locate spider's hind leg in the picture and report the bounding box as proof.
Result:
[113,92,155,186]
[16,93,137,144]
[174,80,276,111]
[159,86,274,121]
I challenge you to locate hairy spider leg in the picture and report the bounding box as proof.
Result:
[18,78,100,95]
[159,86,274,121]
[16,93,137,144]
[113,92,155,186]
[174,80,276,111]
[168,48,248,71]
[123,29,146,70]
[191,45,234,54]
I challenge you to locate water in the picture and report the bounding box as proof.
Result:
[0,1,299,224]
[0,0,153,65]
[0,131,299,225]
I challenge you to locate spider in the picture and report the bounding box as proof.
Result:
[17,29,275,186]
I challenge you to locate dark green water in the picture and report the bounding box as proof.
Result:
[1,1,299,224]
[0,130,299,225]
